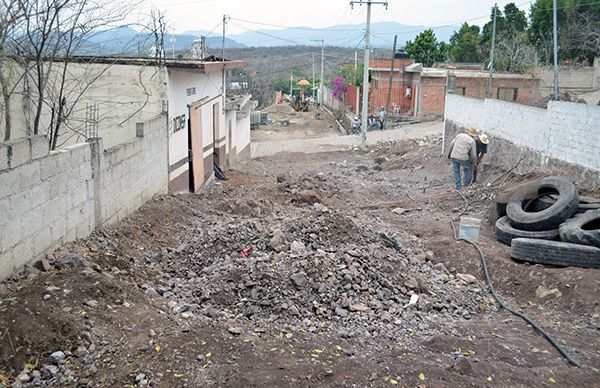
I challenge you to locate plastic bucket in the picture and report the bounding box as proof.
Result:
[459,216,482,242]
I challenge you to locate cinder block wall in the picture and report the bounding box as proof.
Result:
[0,115,168,279]
[444,94,600,188]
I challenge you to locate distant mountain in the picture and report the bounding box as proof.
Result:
[224,21,459,48]
[79,26,245,56]
[81,21,458,55]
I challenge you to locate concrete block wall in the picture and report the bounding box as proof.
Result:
[99,115,169,225]
[445,94,600,187]
[547,101,600,169]
[0,115,168,279]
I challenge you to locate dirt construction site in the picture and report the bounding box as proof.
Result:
[1,113,600,387]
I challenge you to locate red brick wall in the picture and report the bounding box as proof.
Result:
[455,76,541,105]
[346,84,359,114]
[420,77,446,115]
[368,71,416,114]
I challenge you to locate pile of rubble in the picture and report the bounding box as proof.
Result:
[144,205,496,345]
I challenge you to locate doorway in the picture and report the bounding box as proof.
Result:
[188,101,204,192]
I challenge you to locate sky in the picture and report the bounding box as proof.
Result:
[141,0,532,35]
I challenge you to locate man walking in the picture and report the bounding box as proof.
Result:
[378,106,386,130]
[447,128,478,189]
[350,116,360,134]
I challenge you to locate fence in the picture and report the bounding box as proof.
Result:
[445,94,600,187]
[0,115,168,279]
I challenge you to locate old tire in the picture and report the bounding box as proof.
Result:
[559,209,600,248]
[533,194,600,214]
[510,238,600,269]
[506,176,579,231]
[495,216,559,246]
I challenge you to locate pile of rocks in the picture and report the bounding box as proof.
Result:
[145,206,496,342]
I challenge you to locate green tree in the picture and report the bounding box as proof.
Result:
[405,29,447,67]
[528,0,568,64]
[449,23,482,63]
[337,63,364,87]
[479,3,534,71]
[504,2,528,32]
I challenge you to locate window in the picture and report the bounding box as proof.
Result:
[497,87,518,102]
[455,86,466,96]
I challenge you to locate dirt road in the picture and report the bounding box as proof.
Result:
[1,132,599,387]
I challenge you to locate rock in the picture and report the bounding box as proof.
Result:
[348,303,369,312]
[60,253,89,268]
[335,306,349,317]
[404,278,418,289]
[290,241,306,254]
[290,272,308,288]
[17,372,30,383]
[46,286,61,292]
[456,273,478,284]
[40,257,52,271]
[288,305,300,316]
[86,364,98,377]
[228,327,242,335]
[391,207,408,215]
[85,300,99,308]
[412,252,427,263]
[48,351,66,365]
[41,365,59,379]
[297,190,321,205]
[535,285,561,299]
[270,229,289,252]
[135,373,146,383]
[43,294,51,300]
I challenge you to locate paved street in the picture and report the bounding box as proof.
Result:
[251,121,443,158]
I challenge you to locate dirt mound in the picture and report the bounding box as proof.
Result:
[145,206,496,348]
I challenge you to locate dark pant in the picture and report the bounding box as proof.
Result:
[452,159,473,189]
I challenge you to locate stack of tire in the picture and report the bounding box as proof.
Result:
[495,176,600,269]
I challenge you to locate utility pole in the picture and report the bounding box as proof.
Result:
[320,40,324,108]
[552,0,559,100]
[312,52,316,101]
[222,15,228,113]
[354,50,358,72]
[487,3,497,98]
[290,70,293,98]
[385,34,397,118]
[311,39,324,107]
[350,0,388,148]
[172,26,175,58]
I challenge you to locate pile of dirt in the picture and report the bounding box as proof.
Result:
[142,205,496,349]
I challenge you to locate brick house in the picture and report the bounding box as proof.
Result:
[364,57,542,117]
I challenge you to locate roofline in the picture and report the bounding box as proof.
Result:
[369,64,538,79]
[7,55,247,73]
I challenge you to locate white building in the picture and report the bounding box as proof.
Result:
[0,56,250,193]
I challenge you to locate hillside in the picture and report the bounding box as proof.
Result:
[208,45,391,82]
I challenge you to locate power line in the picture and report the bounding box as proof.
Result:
[229,16,364,33]
[228,21,303,45]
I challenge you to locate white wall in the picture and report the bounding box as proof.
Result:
[0,115,168,279]
[166,69,222,185]
[236,114,251,155]
[0,60,167,149]
[446,94,600,171]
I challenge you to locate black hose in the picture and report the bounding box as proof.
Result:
[450,189,582,367]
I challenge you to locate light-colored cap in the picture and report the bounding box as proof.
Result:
[479,133,490,144]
